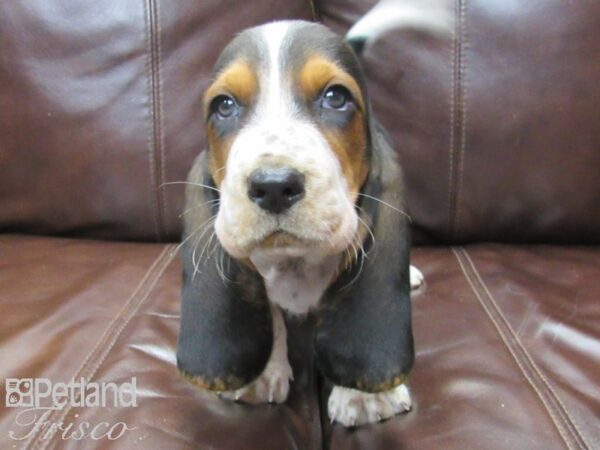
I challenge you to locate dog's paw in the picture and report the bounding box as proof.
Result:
[220,359,293,405]
[328,384,412,427]
[410,265,424,290]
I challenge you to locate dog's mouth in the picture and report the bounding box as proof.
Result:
[257,230,311,250]
[250,229,339,264]
[250,230,330,259]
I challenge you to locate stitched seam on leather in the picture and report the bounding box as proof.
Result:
[154,0,167,238]
[25,245,173,450]
[21,245,167,449]
[446,0,460,241]
[452,0,468,240]
[27,246,170,450]
[308,0,319,21]
[40,245,177,450]
[143,0,164,242]
[461,249,592,450]
[451,247,577,450]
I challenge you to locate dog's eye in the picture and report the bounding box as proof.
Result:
[211,95,238,119]
[321,85,350,110]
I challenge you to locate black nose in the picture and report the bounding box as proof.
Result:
[247,168,305,214]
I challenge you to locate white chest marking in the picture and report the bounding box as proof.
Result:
[250,250,339,316]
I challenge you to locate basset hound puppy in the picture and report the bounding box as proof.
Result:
[177,2,451,427]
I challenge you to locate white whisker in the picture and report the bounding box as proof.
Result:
[180,199,220,217]
[355,206,376,256]
[340,244,366,291]
[160,181,221,194]
[171,215,215,256]
[198,229,218,264]
[190,217,217,281]
[352,192,412,222]
[215,246,232,283]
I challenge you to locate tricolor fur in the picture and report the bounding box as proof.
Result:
[177,11,448,427]
[207,22,369,280]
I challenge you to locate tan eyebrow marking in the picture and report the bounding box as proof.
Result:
[203,60,259,187]
[297,55,364,111]
[203,60,259,116]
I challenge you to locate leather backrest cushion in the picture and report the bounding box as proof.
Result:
[1,0,599,244]
[0,0,316,241]
[319,0,600,244]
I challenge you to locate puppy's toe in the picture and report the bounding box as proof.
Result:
[220,360,293,405]
[410,265,424,290]
[328,384,412,427]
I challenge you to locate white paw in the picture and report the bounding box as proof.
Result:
[410,265,424,290]
[328,384,412,427]
[220,359,293,405]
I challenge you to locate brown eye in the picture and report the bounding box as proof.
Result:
[321,85,350,110]
[211,95,238,119]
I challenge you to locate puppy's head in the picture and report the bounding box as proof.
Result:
[204,21,370,261]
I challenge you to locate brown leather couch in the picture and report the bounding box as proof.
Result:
[1,1,599,449]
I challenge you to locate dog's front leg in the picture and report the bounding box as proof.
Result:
[326,260,418,426]
[326,262,420,426]
[220,305,293,404]
[315,130,415,427]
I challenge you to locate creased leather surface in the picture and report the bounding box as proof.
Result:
[317,0,600,244]
[0,0,314,242]
[2,1,599,243]
[0,235,321,450]
[324,245,600,450]
[1,2,599,448]
[453,246,600,450]
[1,236,598,449]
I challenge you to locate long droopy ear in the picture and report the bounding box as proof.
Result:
[314,121,414,392]
[177,152,272,391]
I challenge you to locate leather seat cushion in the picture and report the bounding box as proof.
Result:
[1,235,598,449]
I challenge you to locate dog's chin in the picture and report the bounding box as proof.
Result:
[215,206,359,261]
[220,231,330,261]
[216,227,355,262]
[253,231,312,257]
